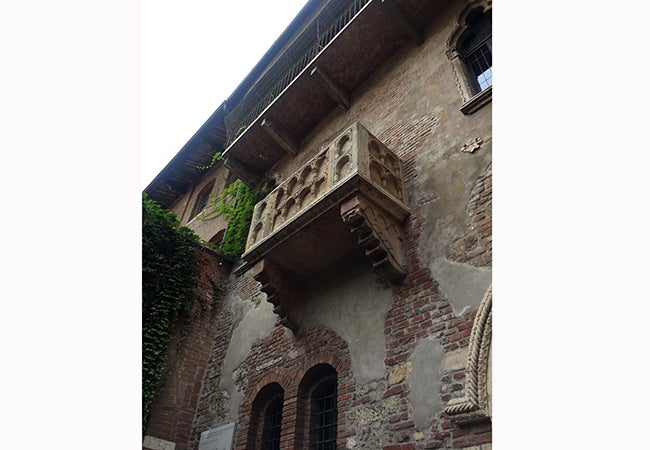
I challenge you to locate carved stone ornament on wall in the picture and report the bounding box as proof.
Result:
[460,137,483,153]
[445,285,492,425]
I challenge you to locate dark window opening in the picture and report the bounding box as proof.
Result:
[248,383,285,450]
[460,10,492,92]
[310,378,338,450]
[189,181,214,220]
[261,395,284,450]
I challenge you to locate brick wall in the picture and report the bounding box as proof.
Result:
[162,1,492,448]
[144,246,232,450]
[186,271,265,450]
[448,163,492,268]
[230,326,354,449]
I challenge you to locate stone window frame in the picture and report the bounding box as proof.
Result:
[444,285,492,425]
[446,0,493,115]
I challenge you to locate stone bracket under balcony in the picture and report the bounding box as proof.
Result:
[252,258,304,332]
[242,122,410,330]
[341,194,408,283]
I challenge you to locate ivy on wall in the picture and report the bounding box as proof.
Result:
[201,179,261,260]
[142,193,200,433]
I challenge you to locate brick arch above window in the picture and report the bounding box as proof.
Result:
[446,0,493,114]
[246,382,285,450]
[295,363,339,450]
[233,326,354,449]
[241,366,293,411]
[235,367,293,449]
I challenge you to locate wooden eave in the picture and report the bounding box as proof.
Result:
[144,107,227,208]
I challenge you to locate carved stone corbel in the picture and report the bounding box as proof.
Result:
[445,286,492,425]
[252,258,304,332]
[340,195,408,283]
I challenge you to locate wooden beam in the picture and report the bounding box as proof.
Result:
[310,66,351,110]
[223,156,261,187]
[260,118,298,156]
[381,0,423,46]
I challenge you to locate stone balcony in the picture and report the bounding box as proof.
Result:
[241,122,410,331]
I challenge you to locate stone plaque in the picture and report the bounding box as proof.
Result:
[198,423,236,450]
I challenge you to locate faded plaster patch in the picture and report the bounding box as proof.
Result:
[413,137,492,314]
[219,294,278,421]
[302,251,391,384]
[407,336,444,430]
[442,347,468,373]
[431,258,491,315]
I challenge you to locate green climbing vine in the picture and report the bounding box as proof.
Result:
[141,193,200,434]
[201,179,263,260]
[194,123,262,260]
[196,151,223,170]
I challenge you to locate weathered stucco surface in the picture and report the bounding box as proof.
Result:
[413,139,492,314]
[170,2,494,448]
[408,336,444,430]
[302,250,391,384]
[271,6,493,315]
[219,290,280,422]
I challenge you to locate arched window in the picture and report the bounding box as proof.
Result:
[460,9,492,92]
[295,364,338,450]
[261,395,283,450]
[189,180,215,220]
[310,377,338,449]
[209,229,226,246]
[447,1,493,114]
[247,383,285,450]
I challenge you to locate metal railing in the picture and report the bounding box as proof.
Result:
[224,0,371,146]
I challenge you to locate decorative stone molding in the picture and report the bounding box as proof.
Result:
[460,86,492,115]
[446,0,492,56]
[445,285,492,425]
[460,137,483,154]
[341,195,408,282]
[244,122,409,257]
[446,0,492,115]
